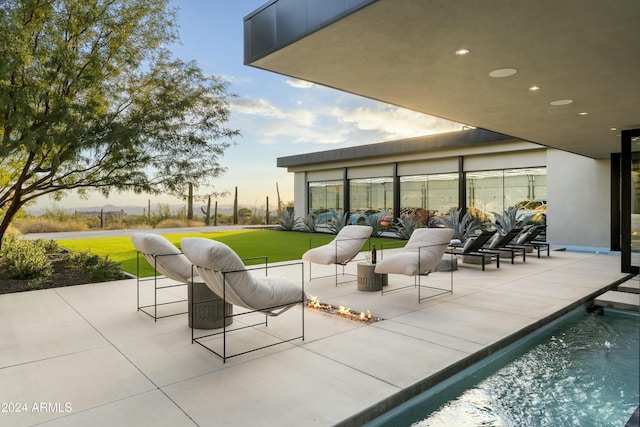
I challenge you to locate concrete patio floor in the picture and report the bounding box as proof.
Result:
[0,243,631,426]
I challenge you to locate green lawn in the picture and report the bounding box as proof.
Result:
[57,229,400,278]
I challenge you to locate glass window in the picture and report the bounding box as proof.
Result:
[349,177,394,217]
[631,140,640,269]
[400,173,458,222]
[467,170,503,221]
[308,180,343,226]
[467,167,546,222]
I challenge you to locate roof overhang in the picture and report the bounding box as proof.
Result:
[277,128,517,168]
[245,0,640,159]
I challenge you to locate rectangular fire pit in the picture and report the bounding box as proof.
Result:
[307,296,383,323]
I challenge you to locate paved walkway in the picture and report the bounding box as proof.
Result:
[0,242,630,426]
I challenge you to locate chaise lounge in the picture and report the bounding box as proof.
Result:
[374,228,454,302]
[131,233,232,328]
[181,237,306,362]
[302,225,372,285]
[481,228,527,263]
[445,229,499,271]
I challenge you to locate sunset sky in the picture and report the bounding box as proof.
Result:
[31,0,462,212]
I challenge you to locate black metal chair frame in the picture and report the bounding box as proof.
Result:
[480,228,526,264]
[191,259,305,363]
[528,241,551,257]
[307,235,370,286]
[379,241,455,303]
[505,225,550,258]
[445,230,500,271]
[136,251,188,321]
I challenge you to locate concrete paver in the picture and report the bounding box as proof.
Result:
[0,243,630,427]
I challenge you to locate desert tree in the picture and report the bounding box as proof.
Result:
[0,0,239,246]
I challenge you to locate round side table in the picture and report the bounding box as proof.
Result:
[357,262,388,291]
[188,278,233,329]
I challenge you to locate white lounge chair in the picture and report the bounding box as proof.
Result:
[181,237,306,362]
[374,228,454,302]
[130,233,231,328]
[130,233,192,321]
[302,225,372,285]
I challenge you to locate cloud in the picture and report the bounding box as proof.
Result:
[231,97,286,118]
[257,120,352,146]
[332,106,464,140]
[285,78,315,89]
[230,93,465,151]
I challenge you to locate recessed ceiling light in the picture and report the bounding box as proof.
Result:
[578,112,588,115]
[455,48,470,55]
[529,85,541,91]
[549,99,573,106]
[610,127,617,131]
[489,68,518,78]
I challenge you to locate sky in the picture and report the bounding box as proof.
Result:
[32,0,463,212]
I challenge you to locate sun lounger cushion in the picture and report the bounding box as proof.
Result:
[488,233,501,248]
[302,225,372,265]
[181,237,305,311]
[462,237,476,251]
[130,233,192,283]
[375,228,454,276]
[516,229,533,244]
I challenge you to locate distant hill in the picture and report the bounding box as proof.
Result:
[26,203,259,216]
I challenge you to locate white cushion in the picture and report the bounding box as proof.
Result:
[489,232,502,248]
[302,225,372,265]
[462,237,476,251]
[516,230,530,244]
[181,238,305,312]
[374,228,454,276]
[130,233,192,283]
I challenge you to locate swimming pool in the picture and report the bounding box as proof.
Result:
[367,307,639,426]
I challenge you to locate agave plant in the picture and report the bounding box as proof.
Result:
[328,211,350,234]
[302,213,317,233]
[394,214,422,240]
[491,206,534,235]
[364,213,384,237]
[443,208,483,241]
[278,210,302,231]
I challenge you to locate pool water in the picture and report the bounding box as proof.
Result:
[368,308,640,427]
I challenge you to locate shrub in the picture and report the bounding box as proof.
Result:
[16,217,88,234]
[61,251,123,282]
[5,224,21,236]
[32,239,62,254]
[0,236,52,280]
[88,256,123,282]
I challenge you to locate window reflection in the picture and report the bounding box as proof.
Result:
[308,180,343,226]
[631,141,640,267]
[467,168,546,222]
[400,173,458,223]
[349,177,394,218]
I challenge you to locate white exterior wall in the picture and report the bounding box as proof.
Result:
[546,149,610,250]
[293,172,308,219]
[290,144,613,252]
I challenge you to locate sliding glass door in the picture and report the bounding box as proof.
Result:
[622,128,640,273]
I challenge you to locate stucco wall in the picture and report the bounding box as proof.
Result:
[293,172,308,219]
[546,149,610,250]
